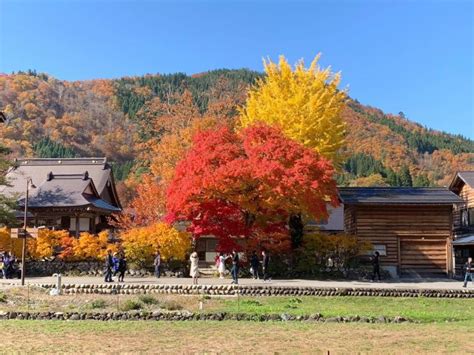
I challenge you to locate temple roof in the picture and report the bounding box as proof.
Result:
[18,172,120,212]
[1,157,121,209]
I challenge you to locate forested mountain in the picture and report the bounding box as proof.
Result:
[0,69,472,204]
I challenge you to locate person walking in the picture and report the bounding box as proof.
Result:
[112,252,119,277]
[463,257,473,288]
[217,252,226,279]
[190,251,200,285]
[2,252,10,279]
[250,251,260,280]
[371,251,381,281]
[154,251,161,278]
[262,249,271,282]
[117,253,127,282]
[104,249,114,282]
[230,250,239,284]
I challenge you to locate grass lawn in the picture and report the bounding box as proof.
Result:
[1,288,473,352]
[1,320,472,353]
[1,287,473,323]
[207,296,474,323]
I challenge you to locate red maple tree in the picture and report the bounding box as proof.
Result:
[165,124,339,253]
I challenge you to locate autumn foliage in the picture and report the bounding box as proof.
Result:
[240,55,347,165]
[166,124,339,252]
[120,222,190,267]
[25,230,117,261]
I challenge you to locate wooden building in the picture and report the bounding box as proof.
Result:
[449,171,474,275]
[339,187,462,277]
[0,158,121,235]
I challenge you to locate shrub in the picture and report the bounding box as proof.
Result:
[120,223,190,268]
[0,227,22,257]
[89,299,107,309]
[26,230,118,261]
[138,295,159,305]
[27,229,70,259]
[71,231,118,261]
[160,300,183,311]
[120,299,143,311]
[293,232,371,276]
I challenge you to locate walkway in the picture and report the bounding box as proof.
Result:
[0,276,469,290]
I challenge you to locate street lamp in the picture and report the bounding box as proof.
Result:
[21,177,36,286]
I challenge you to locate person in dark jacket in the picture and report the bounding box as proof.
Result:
[463,257,473,288]
[262,249,271,282]
[118,253,127,282]
[104,250,114,282]
[371,251,381,281]
[2,252,10,279]
[250,251,260,279]
[230,250,239,284]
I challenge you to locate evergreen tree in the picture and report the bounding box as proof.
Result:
[398,165,413,187]
[33,137,76,158]
[413,173,431,187]
[386,169,401,186]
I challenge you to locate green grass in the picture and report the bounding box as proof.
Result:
[210,296,474,323]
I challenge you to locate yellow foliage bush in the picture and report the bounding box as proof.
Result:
[25,229,117,261]
[0,227,22,257]
[71,231,118,261]
[30,229,70,259]
[120,223,190,267]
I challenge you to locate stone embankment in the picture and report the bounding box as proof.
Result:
[0,310,411,323]
[24,283,474,298]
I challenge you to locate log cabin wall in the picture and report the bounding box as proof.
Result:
[453,183,474,230]
[348,204,453,275]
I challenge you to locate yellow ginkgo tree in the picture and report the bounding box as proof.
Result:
[240,54,347,165]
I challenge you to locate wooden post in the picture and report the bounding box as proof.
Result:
[75,214,80,237]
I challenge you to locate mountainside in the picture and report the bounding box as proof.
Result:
[0,69,473,198]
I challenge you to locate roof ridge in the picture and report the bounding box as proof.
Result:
[15,157,108,166]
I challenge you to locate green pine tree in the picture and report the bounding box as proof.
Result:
[399,165,413,187]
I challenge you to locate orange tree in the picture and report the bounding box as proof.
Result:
[166,124,339,253]
[120,222,190,268]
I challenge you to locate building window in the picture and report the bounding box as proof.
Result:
[462,210,469,227]
[373,244,387,256]
[70,217,90,232]
[469,208,474,227]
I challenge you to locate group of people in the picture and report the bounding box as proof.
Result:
[104,250,127,283]
[192,249,271,285]
[0,252,20,279]
[104,248,474,288]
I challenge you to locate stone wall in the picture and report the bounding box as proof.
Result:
[0,310,410,323]
[28,283,474,298]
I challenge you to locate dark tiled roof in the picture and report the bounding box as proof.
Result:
[339,187,463,205]
[19,174,121,212]
[2,158,110,196]
[1,157,121,209]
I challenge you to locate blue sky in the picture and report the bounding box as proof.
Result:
[0,0,472,138]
